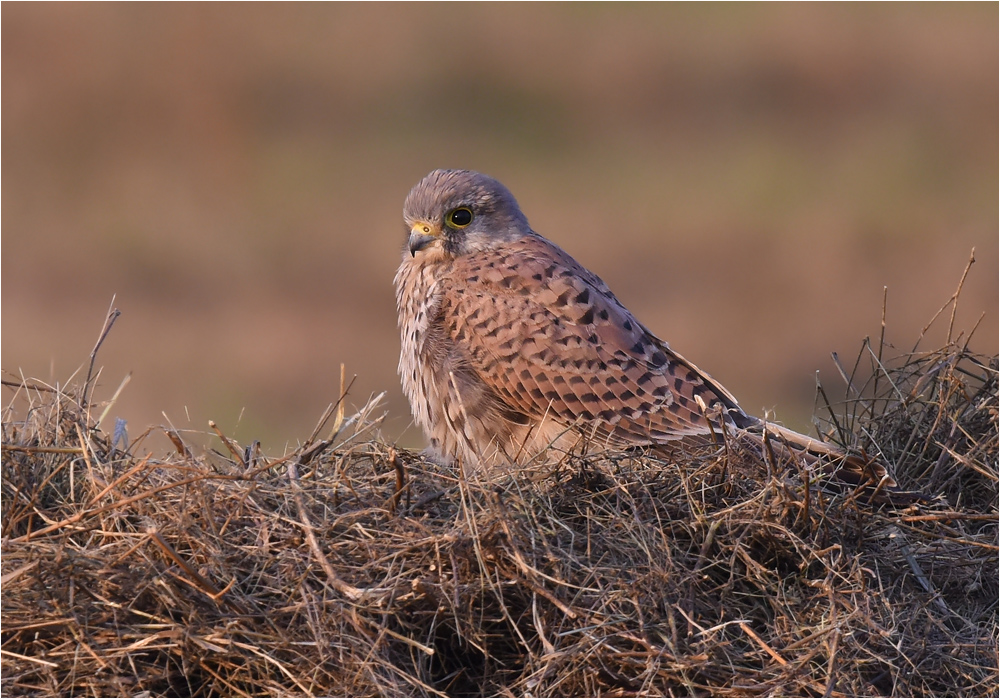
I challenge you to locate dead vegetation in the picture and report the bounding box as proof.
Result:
[2,292,997,696]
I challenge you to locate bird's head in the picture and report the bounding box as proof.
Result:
[402,169,531,259]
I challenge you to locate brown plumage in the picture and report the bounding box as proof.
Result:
[395,169,897,493]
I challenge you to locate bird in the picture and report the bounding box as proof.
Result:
[394,168,898,495]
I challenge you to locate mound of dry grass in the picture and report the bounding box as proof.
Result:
[2,318,997,696]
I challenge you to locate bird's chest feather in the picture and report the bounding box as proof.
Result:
[394,258,455,434]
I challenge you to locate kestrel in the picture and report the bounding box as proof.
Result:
[395,169,894,490]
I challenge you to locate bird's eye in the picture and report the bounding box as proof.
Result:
[446,207,474,228]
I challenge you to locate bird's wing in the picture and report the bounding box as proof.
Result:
[440,234,753,446]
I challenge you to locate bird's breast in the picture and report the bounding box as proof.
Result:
[394,257,452,437]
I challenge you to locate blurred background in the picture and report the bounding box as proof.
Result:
[3,4,997,453]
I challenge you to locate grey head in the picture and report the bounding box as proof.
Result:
[402,169,532,258]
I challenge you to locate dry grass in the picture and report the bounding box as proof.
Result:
[2,305,997,696]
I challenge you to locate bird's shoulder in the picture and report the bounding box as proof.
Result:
[443,233,630,322]
[438,234,641,351]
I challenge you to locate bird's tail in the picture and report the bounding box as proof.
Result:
[739,420,926,505]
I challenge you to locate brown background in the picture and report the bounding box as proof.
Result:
[3,4,997,453]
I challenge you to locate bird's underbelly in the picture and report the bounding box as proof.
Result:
[402,353,593,469]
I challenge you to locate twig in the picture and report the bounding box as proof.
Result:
[2,445,85,454]
[388,448,406,515]
[164,428,193,459]
[286,456,375,602]
[738,622,788,666]
[209,420,246,467]
[912,249,975,352]
[1,378,59,393]
[148,529,246,614]
[0,648,59,668]
[81,300,121,410]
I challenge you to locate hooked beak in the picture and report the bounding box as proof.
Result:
[408,222,440,256]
